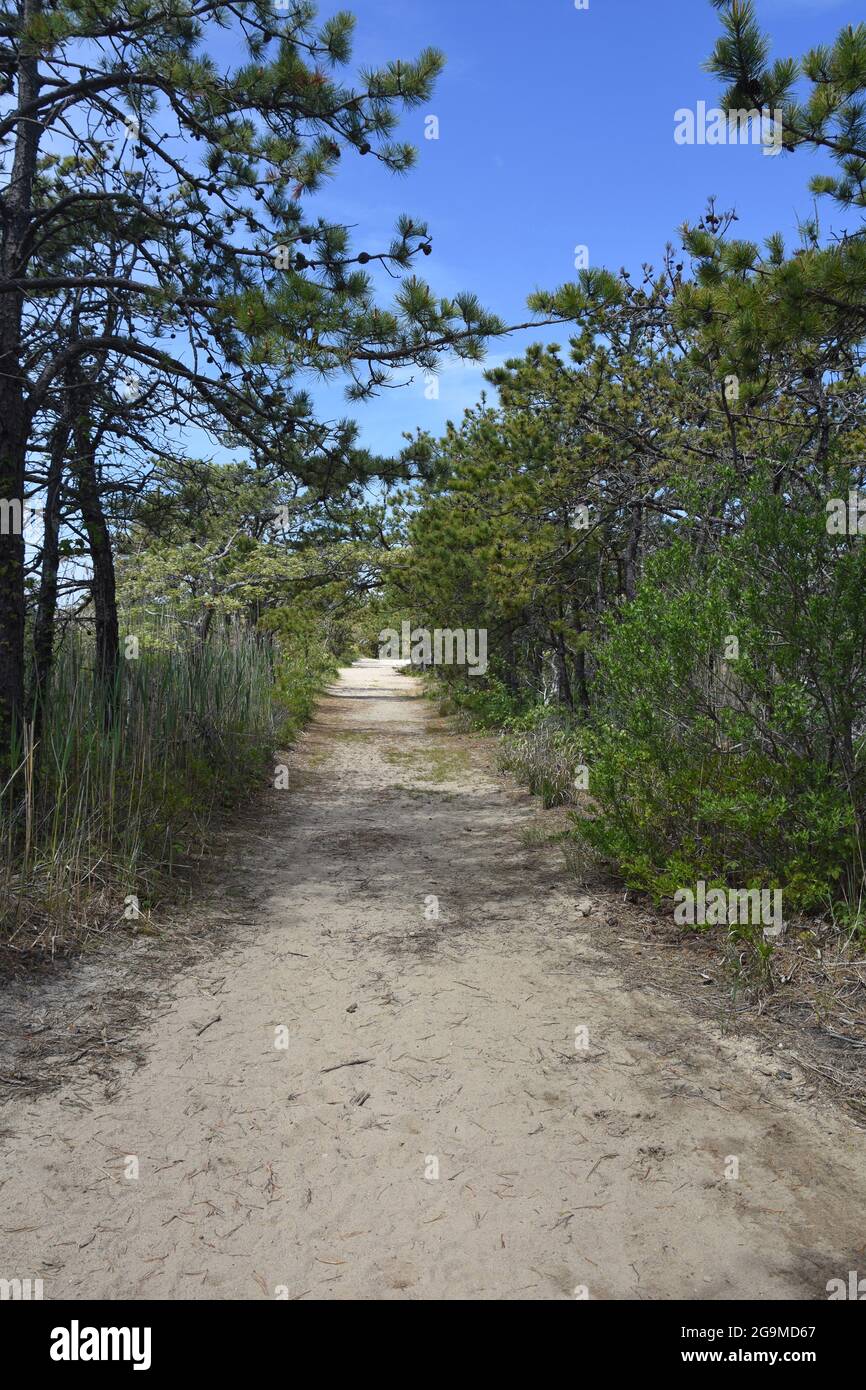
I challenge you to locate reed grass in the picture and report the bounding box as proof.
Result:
[1,609,288,954]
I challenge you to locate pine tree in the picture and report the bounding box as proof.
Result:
[0,0,509,765]
[698,2,866,354]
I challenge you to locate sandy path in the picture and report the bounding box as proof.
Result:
[1,658,864,1301]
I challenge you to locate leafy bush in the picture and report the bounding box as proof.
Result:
[434,676,530,730]
[580,484,866,910]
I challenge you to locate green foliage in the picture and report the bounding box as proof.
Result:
[386,2,866,940]
[692,4,866,356]
[572,484,866,908]
[436,677,530,730]
[0,606,331,948]
[499,717,585,809]
[261,603,339,742]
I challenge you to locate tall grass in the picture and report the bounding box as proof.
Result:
[498,716,586,809]
[1,610,285,952]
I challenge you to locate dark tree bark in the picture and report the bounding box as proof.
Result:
[72,410,120,714]
[0,385,28,767]
[502,625,520,695]
[623,496,643,601]
[551,628,573,711]
[574,642,591,717]
[28,409,72,743]
[0,1,43,767]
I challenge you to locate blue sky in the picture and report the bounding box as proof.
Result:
[265,0,865,460]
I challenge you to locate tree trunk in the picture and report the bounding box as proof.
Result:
[0,404,27,768]
[0,3,43,768]
[574,643,591,717]
[28,413,71,744]
[624,497,643,601]
[552,631,573,710]
[502,626,519,695]
[74,425,120,716]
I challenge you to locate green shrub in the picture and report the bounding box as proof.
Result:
[432,675,530,730]
[580,483,866,910]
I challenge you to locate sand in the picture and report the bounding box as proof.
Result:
[1,659,864,1300]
